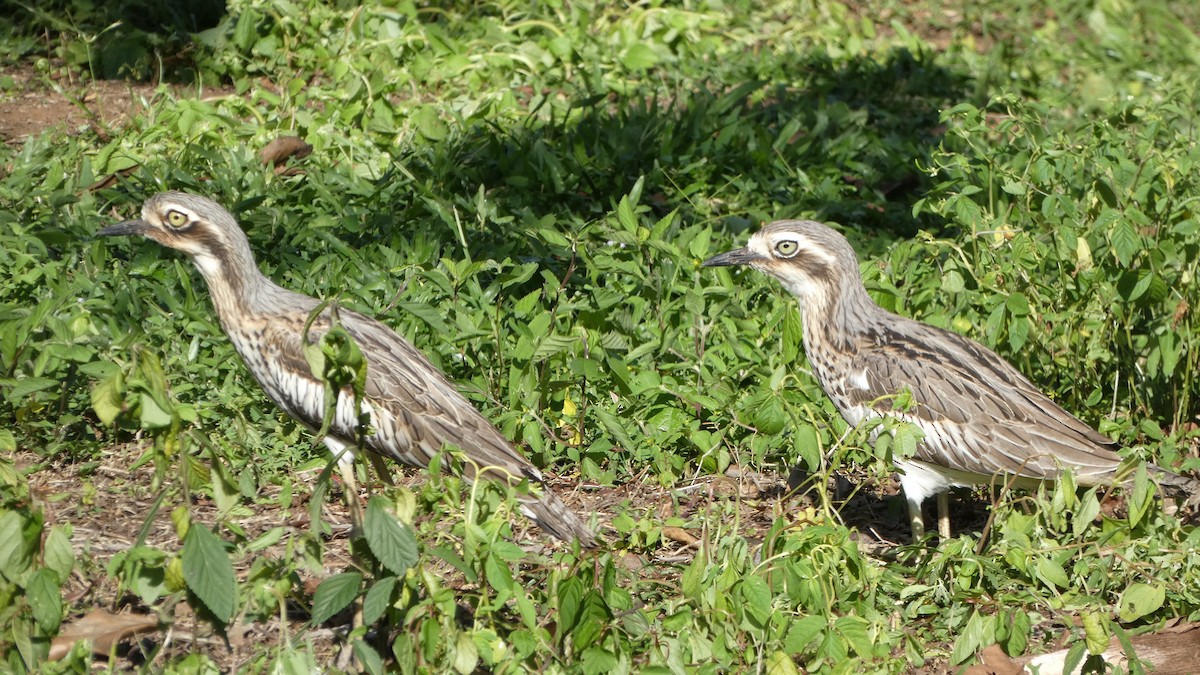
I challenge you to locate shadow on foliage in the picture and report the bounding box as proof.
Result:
[2,0,226,80]
[391,47,972,257]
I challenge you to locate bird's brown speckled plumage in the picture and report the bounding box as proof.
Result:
[100,191,596,546]
[704,219,1199,539]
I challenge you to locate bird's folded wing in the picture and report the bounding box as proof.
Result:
[844,325,1125,483]
[280,310,545,485]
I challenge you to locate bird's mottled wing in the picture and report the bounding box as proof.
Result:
[841,321,1126,483]
[338,310,545,485]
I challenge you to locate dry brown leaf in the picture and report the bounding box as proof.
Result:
[86,165,138,192]
[662,526,699,546]
[259,135,312,174]
[961,644,1023,675]
[49,609,158,660]
[1018,621,1200,675]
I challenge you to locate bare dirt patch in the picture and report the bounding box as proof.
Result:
[0,64,235,146]
[19,435,933,670]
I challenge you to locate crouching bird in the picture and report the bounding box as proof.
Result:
[100,191,596,547]
[703,219,1198,540]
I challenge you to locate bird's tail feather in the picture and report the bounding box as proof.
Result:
[1150,466,1200,505]
[519,491,598,548]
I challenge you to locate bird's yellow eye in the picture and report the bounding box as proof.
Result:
[165,210,189,228]
[774,239,799,257]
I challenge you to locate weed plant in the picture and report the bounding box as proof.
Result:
[2,0,1200,671]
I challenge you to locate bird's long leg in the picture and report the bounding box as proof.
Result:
[324,438,365,532]
[908,496,926,541]
[337,457,365,534]
[367,450,395,487]
[936,492,951,539]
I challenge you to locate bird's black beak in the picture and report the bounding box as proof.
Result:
[97,219,150,238]
[702,247,764,267]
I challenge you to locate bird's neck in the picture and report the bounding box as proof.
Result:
[189,246,275,327]
[797,277,881,364]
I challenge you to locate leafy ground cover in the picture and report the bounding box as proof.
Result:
[3,0,1200,672]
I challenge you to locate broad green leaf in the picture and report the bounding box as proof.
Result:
[1109,218,1140,267]
[0,508,38,582]
[353,640,385,675]
[91,374,123,425]
[620,43,659,70]
[783,615,826,653]
[581,646,619,675]
[43,524,74,583]
[26,567,63,633]
[739,575,772,625]
[138,392,173,429]
[766,650,801,675]
[310,572,362,626]
[363,496,418,577]
[1081,611,1109,655]
[1128,464,1152,528]
[361,576,397,626]
[782,307,803,362]
[6,376,58,401]
[452,631,479,674]
[1036,557,1070,590]
[1118,583,1165,622]
[557,576,583,635]
[182,526,237,624]
[1005,609,1030,656]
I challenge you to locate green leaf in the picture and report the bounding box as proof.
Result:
[43,524,74,583]
[353,640,385,675]
[139,392,173,429]
[91,373,124,425]
[739,575,773,625]
[581,646,620,675]
[361,576,397,626]
[557,576,583,635]
[1128,464,1152,528]
[5,376,58,401]
[1110,218,1140,266]
[950,610,987,664]
[1118,583,1165,623]
[754,395,787,435]
[310,572,362,626]
[1005,609,1030,656]
[452,631,479,674]
[783,615,826,653]
[1036,557,1070,590]
[766,650,801,675]
[0,508,38,582]
[26,567,63,633]
[182,526,237,624]
[1081,611,1109,654]
[620,43,659,71]
[782,307,803,362]
[363,496,418,577]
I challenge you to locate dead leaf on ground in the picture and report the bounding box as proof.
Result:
[1018,620,1200,675]
[49,609,158,660]
[962,644,1022,675]
[86,165,139,192]
[662,526,699,546]
[260,135,312,175]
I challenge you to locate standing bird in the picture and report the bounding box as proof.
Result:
[99,191,596,547]
[703,219,1198,540]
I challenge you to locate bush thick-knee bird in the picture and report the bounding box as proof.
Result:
[100,191,596,546]
[704,219,1198,540]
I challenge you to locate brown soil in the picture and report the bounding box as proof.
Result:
[0,64,235,147]
[20,439,919,671]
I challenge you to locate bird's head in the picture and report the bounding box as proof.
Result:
[99,191,254,279]
[702,220,860,303]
